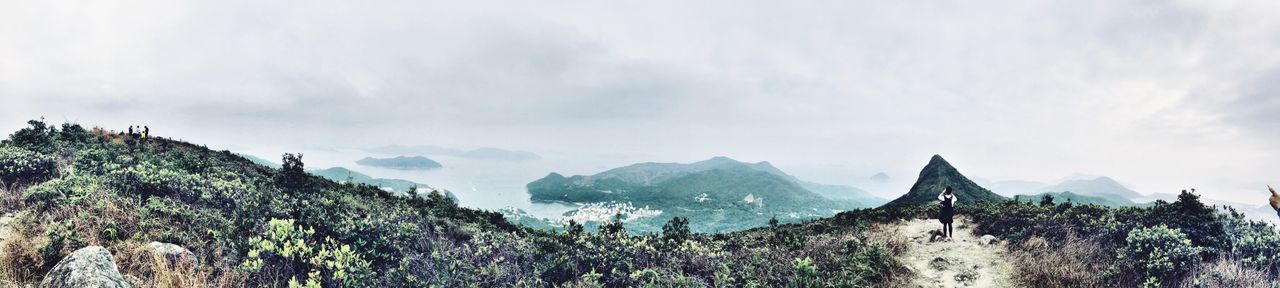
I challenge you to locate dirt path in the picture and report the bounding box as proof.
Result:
[0,212,14,242]
[897,217,1014,287]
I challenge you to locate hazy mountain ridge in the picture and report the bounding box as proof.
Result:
[356,155,442,170]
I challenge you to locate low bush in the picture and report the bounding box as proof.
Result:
[0,145,56,187]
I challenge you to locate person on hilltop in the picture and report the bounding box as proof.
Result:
[938,186,957,241]
[128,125,134,137]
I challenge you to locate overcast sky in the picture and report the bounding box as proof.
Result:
[3,0,1279,202]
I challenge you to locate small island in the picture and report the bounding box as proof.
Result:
[356,156,443,170]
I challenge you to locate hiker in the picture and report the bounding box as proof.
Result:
[1269,186,1280,219]
[938,186,957,241]
[128,125,134,137]
[141,125,149,139]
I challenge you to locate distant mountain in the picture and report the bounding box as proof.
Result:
[526,156,877,232]
[987,180,1048,197]
[885,155,1006,207]
[1014,191,1134,207]
[801,181,890,207]
[311,167,456,201]
[235,153,281,169]
[870,172,890,183]
[1038,176,1141,201]
[368,145,541,161]
[356,156,442,170]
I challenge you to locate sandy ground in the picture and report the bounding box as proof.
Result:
[897,217,1014,287]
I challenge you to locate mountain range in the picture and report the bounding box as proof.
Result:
[368,144,542,161]
[526,156,884,232]
[356,156,442,170]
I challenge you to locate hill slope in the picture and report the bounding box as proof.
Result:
[885,155,1005,206]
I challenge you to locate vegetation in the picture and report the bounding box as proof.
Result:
[967,189,1280,287]
[0,120,903,287]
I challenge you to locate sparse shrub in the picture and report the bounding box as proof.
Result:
[6,119,55,153]
[1115,225,1202,284]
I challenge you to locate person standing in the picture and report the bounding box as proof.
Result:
[128,125,134,137]
[143,126,150,139]
[938,186,957,241]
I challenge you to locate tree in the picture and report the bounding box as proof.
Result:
[565,220,584,239]
[599,212,626,235]
[7,118,55,153]
[769,215,779,229]
[662,217,690,242]
[278,153,309,191]
[1040,194,1055,207]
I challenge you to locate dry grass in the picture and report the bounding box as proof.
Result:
[864,223,910,256]
[1008,234,1115,287]
[114,241,211,288]
[1180,258,1276,288]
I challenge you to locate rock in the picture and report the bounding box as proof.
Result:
[980,235,998,246]
[929,257,950,271]
[40,246,130,288]
[123,275,142,287]
[147,242,197,266]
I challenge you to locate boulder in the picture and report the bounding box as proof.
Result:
[147,242,197,266]
[40,246,130,288]
[980,235,998,246]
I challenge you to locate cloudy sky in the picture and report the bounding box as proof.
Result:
[3,0,1279,202]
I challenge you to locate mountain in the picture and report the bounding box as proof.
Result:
[986,180,1048,197]
[526,156,877,232]
[885,155,1006,207]
[1037,176,1141,202]
[800,181,890,207]
[1013,191,1134,207]
[355,155,442,170]
[368,145,541,161]
[870,172,890,183]
[235,153,281,169]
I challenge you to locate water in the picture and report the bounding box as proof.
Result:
[239,148,603,219]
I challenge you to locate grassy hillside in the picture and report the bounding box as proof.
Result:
[0,120,905,287]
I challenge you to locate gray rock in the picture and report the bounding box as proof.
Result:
[147,242,197,266]
[929,257,950,271]
[980,235,998,246]
[40,246,130,288]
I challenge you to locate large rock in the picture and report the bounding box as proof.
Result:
[980,235,998,246]
[147,242,197,266]
[40,246,130,288]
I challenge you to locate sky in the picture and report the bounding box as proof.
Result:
[2,0,1279,203]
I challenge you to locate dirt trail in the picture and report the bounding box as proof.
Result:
[897,217,1015,287]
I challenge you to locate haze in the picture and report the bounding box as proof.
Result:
[3,0,1278,204]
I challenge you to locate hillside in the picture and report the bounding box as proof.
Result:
[526,157,878,232]
[884,155,1005,207]
[0,120,908,287]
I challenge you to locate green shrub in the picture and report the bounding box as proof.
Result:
[243,218,372,287]
[0,145,57,186]
[1115,225,1202,282]
[789,257,819,288]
